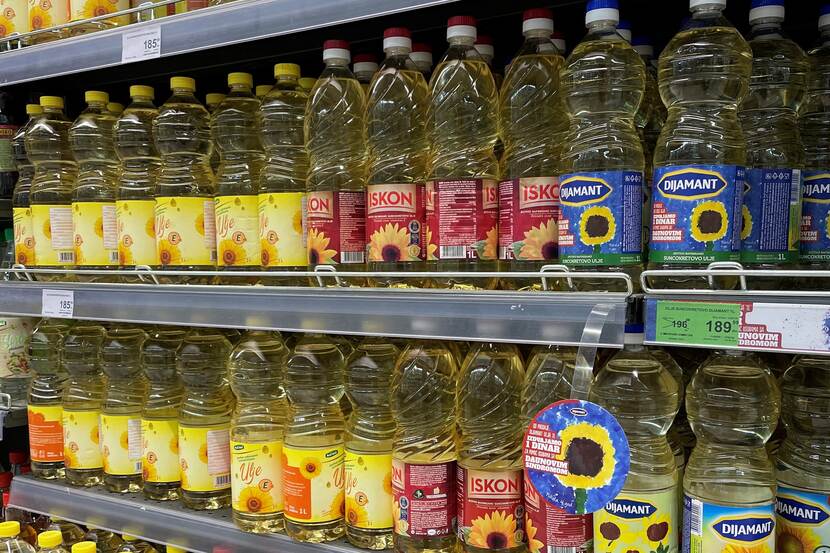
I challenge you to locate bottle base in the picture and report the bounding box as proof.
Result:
[65,468,103,487]
[182,489,231,510]
[31,461,65,480]
[233,510,284,534]
[346,526,393,550]
[104,474,142,493]
[646,262,737,290]
[393,534,456,553]
[143,481,181,501]
[285,519,345,543]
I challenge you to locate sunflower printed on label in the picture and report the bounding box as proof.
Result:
[100,414,142,476]
[800,171,830,262]
[231,440,283,515]
[366,183,425,263]
[257,192,306,267]
[73,202,118,266]
[456,466,524,550]
[62,410,102,470]
[306,191,366,265]
[0,0,27,38]
[775,487,830,553]
[215,195,259,267]
[179,425,231,492]
[28,0,68,32]
[154,197,217,267]
[524,473,593,553]
[28,404,63,462]
[498,177,560,261]
[13,207,34,266]
[594,489,677,553]
[344,452,393,530]
[391,459,456,538]
[69,0,128,25]
[283,445,345,523]
[116,200,157,266]
[31,204,74,266]
[425,179,498,260]
[141,418,179,483]
[683,495,775,553]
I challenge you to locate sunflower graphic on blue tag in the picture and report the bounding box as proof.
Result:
[523,399,629,515]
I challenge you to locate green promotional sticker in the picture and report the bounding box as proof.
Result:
[653,301,740,347]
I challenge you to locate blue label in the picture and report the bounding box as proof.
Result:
[683,494,775,553]
[742,168,801,263]
[558,170,643,266]
[801,170,830,261]
[650,165,743,264]
[711,516,775,542]
[776,486,830,550]
[603,498,657,519]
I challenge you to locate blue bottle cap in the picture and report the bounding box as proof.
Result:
[822,4,830,15]
[586,0,619,10]
[750,0,784,6]
[585,0,619,25]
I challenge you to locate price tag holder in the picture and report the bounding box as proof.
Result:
[647,299,740,348]
[121,26,161,63]
[41,289,74,319]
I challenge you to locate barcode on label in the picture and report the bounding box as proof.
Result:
[109,251,120,263]
[59,252,75,263]
[549,547,578,553]
[688,496,703,536]
[214,474,231,487]
[210,250,217,262]
[341,251,364,264]
[791,169,801,203]
[440,245,466,259]
[134,461,143,473]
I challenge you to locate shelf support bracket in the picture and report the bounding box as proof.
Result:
[571,302,614,401]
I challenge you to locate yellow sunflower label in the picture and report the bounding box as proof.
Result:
[179,424,231,492]
[116,200,158,267]
[345,451,393,530]
[70,0,128,25]
[594,488,678,553]
[141,418,180,483]
[13,207,34,266]
[28,404,63,462]
[231,440,283,515]
[31,204,74,266]
[684,495,774,553]
[257,192,306,267]
[29,0,68,32]
[457,466,524,549]
[73,201,118,267]
[154,196,217,267]
[283,444,345,523]
[62,409,102,470]
[776,486,830,551]
[0,1,28,37]
[215,195,259,267]
[100,414,142,476]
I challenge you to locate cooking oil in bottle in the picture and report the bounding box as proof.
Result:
[61,322,105,487]
[499,9,567,291]
[205,94,225,114]
[365,27,430,288]
[353,54,379,95]
[410,43,433,79]
[258,63,308,284]
[178,329,233,510]
[343,337,398,549]
[390,340,458,553]
[108,103,124,117]
[428,16,499,290]
[83,529,122,553]
[141,326,185,501]
[47,520,85,546]
[589,325,680,553]
[27,96,77,276]
[299,78,317,93]
[116,536,158,553]
[683,350,779,551]
[650,0,752,290]
[229,330,288,534]
[37,531,68,553]
[559,0,645,292]
[114,86,161,270]
[474,35,501,90]
[12,104,42,268]
[0,522,35,553]
[283,334,346,542]
[306,41,367,284]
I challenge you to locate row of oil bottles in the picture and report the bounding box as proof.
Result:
[21,316,830,553]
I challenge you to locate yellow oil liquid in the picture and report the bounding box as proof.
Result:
[522,345,579,421]
[83,529,123,553]
[49,520,85,546]
[12,106,41,268]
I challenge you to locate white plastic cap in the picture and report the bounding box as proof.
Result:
[749,4,784,23]
[523,17,553,34]
[474,43,494,59]
[410,51,432,66]
[353,61,379,74]
[322,40,351,63]
[634,44,654,57]
[690,0,727,8]
[585,8,619,26]
[552,34,566,53]
[447,16,477,41]
[822,12,830,30]
[383,36,411,51]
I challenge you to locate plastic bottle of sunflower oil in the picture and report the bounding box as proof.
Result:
[474,35,501,91]
[140,327,185,501]
[343,337,399,549]
[649,0,752,290]
[37,531,68,553]
[46,520,85,547]
[353,54,379,96]
[283,333,346,542]
[683,350,779,552]
[115,535,158,553]
[12,104,42,269]
[589,324,680,553]
[498,9,567,291]
[61,322,105,487]
[177,329,233,510]
[305,41,367,284]
[0,522,35,553]
[229,331,288,534]
[558,0,645,292]
[365,27,430,288]
[428,16,499,290]
[410,43,433,79]
[390,341,458,553]
[83,528,123,553]
[205,93,224,175]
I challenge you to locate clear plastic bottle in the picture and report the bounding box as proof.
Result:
[283,333,346,542]
[343,337,398,549]
[474,35,501,90]
[390,340,458,553]
[551,31,566,55]
[83,529,122,553]
[498,9,567,290]
[353,54,379,95]
[650,0,752,289]
[61,322,105,487]
[559,0,645,292]
[683,350,779,551]
[365,27,430,288]
[12,104,42,268]
[305,41,367,282]
[46,520,85,547]
[0,521,36,553]
[428,16,499,290]
[37,531,68,553]
[410,43,433,79]
[115,536,158,553]
[229,331,288,534]
[298,78,317,94]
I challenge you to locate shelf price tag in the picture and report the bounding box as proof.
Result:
[121,26,161,63]
[650,300,740,347]
[41,289,74,319]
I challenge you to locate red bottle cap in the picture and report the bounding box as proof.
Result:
[323,39,350,51]
[8,451,26,465]
[353,53,378,63]
[0,472,12,488]
[383,27,411,38]
[475,34,493,45]
[412,42,432,52]
[447,15,476,27]
[523,8,553,20]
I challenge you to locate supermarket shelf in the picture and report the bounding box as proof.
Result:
[8,475,355,553]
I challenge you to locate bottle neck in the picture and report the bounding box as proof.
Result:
[324,57,349,68]
[523,28,552,40]
[87,101,107,111]
[276,75,298,87]
[587,20,618,33]
[229,83,252,94]
[448,35,475,47]
[691,4,724,17]
[384,46,411,58]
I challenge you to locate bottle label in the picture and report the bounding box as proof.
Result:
[800,171,830,261]
[100,414,142,476]
[524,475,593,553]
[73,202,118,266]
[0,317,31,378]
[62,409,102,470]
[154,197,217,266]
[682,495,775,553]
[29,0,68,30]
[366,183,425,263]
[594,488,678,553]
[776,486,830,551]
[172,0,206,13]
[257,192,306,267]
[31,204,75,266]
[0,125,16,171]
[178,425,231,492]
[116,200,158,266]
[141,418,180,483]
[345,451,394,530]
[13,207,34,266]
[306,191,366,265]
[498,177,560,261]
[650,165,744,263]
[231,440,283,515]
[283,444,345,523]
[214,195,259,267]
[457,466,524,548]
[70,0,128,25]
[558,171,643,266]
[0,0,28,38]
[426,179,498,260]
[741,168,801,264]
[392,459,456,538]
[28,404,63,462]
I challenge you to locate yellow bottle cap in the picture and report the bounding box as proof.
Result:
[85,90,109,104]
[205,93,225,106]
[0,521,20,538]
[255,84,272,97]
[38,530,64,548]
[170,76,195,91]
[228,72,253,87]
[39,96,64,109]
[274,63,300,78]
[298,77,316,91]
[122,535,137,542]
[129,85,154,99]
[25,104,43,115]
[166,547,186,553]
[107,102,124,114]
[72,542,97,553]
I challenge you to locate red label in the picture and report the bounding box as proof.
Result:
[499,177,560,261]
[457,466,524,548]
[392,459,456,538]
[524,474,592,551]
[0,124,17,138]
[426,179,498,261]
[307,190,366,265]
[366,183,425,263]
[28,406,64,463]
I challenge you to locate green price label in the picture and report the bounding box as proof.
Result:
[653,301,740,347]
